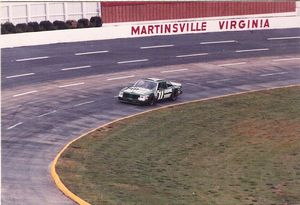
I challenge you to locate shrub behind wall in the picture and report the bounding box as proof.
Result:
[66,20,77,29]
[53,20,68,30]
[16,23,28,33]
[39,21,55,31]
[77,18,89,28]
[1,16,102,34]
[1,22,16,34]
[90,16,103,27]
[27,22,40,32]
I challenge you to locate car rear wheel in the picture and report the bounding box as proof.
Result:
[170,90,178,101]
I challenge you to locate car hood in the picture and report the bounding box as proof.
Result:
[170,81,182,88]
[123,87,153,95]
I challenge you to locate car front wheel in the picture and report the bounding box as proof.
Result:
[148,94,157,106]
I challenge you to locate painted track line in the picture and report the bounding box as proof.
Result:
[16,56,49,62]
[218,62,246,67]
[207,78,231,83]
[185,82,201,87]
[200,40,237,45]
[6,73,35,79]
[61,65,91,71]
[74,101,95,107]
[58,82,85,88]
[38,110,57,117]
[176,53,208,58]
[161,68,188,73]
[260,72,288,77]
[140,44,174,49]
[117,59,148,64]
[267,36,300,40]
[75,50,109,56]
[236,48,269,53]
[7,122,23,130]
[13,90,38,97]
[107,75,135,81]
[272,57,300,62]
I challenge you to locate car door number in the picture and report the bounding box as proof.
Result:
[157,90,164,100]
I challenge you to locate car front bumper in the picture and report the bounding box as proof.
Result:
[118,97,148,105]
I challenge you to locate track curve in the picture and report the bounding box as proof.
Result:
[2,28,300,205]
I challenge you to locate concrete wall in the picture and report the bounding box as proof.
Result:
[101,1,296,23]
[1,2,100,24]
[2,15,299,48]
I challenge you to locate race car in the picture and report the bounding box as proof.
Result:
[118,78,182,105]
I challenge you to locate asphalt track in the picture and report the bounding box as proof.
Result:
[1,28,300,205]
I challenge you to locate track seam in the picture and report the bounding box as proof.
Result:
[50,83,300,205]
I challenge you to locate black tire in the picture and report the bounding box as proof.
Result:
[148,94,157,106]
[170,90,178,101]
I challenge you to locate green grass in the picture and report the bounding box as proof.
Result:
[57,86,300,205]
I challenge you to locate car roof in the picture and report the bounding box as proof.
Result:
[144,78,165,82]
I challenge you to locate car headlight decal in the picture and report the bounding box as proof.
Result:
[138,95,149,101]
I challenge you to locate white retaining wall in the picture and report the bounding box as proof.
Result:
[1,14,299,48]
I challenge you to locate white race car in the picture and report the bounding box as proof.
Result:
[118,78,182,105]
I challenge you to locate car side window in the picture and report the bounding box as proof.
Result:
[158,82,167,90]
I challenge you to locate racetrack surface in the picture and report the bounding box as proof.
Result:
[1,28,300,205]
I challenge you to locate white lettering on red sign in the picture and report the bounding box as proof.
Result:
[131,18,270,36]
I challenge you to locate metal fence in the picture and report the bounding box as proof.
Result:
[1,2,100,24]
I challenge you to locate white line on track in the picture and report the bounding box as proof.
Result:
[218,62,246,67]
[259,72,288,77]
[176,53,208,58]
[61,65,91,71]
[207,78,231,83]
[185,82,202,87]
[235,48,269,53]
[117,59,149,64]
[74,101,95,107]
[140,44,174,49]
[58,82,85,88]
[16,56,49,62]
[6,73,35,79]
[161,68,189,73]
[7,122,23,130]
[38,110,57,117]
[200,40,237,45]
[13,90,38,97]
[267,36,300,40]
[272,57,300,62]
[107,75,135,81]
[75,50,109,56]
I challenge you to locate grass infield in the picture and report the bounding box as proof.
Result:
[57,86,300,205]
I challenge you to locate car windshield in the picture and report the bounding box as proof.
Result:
[134,80,157,90]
